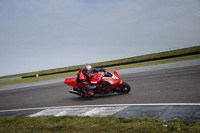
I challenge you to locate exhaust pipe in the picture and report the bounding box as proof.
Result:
[69,90,83,96]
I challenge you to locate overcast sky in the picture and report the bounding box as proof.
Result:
[0,0,200,76]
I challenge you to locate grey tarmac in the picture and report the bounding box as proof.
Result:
[0,59,200,121]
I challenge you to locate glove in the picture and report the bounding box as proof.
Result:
[99,68,106,72]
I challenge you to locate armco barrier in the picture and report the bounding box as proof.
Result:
[22,51,200,79]
[0,77,21,82]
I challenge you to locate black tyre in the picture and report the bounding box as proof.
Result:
[118,81,131,94]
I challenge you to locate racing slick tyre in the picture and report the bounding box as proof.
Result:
[117,81,131,94]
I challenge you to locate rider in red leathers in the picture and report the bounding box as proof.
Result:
[76,63,105,97]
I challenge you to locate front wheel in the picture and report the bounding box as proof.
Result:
[116,81,131,94]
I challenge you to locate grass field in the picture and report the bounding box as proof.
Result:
[0,116,200,132]
[0,53,200,87]
[1,46,200,79]
[1,46,200,132]
[0,46,200,86]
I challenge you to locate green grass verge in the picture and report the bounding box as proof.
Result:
[105,53,200,70]
[0,46,200,87]
[0,54,200,87]
[0,116,199,132]
[1,46,200,79]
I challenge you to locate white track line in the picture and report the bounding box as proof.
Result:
[1,103,200,113]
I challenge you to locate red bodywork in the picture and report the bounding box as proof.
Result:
[101,70,122,85]
[64,77,78,88]
[64,70,123,94]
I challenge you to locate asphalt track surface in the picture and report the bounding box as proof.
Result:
[0,63,200,111]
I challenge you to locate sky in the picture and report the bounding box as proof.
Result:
[0,0,200,76]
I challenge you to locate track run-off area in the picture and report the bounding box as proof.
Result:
[0,59,200,121]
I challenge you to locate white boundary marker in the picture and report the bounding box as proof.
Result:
[1,103,200,113]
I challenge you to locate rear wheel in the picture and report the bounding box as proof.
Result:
[116,81,131,94]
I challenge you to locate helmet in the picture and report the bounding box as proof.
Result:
[83,63,93,77]
[83,63,92,71]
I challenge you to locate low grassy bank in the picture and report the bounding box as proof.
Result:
[0,46,200,87]
[0,116,199,132]
[1,46,200,79]
[0,54,200,87]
